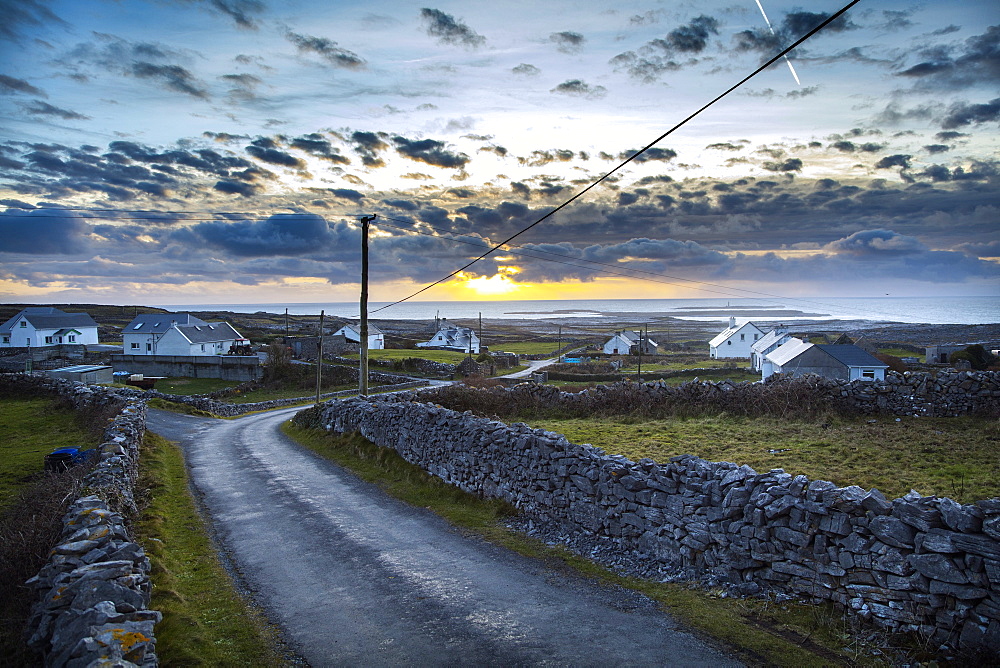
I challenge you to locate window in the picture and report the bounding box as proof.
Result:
[727,340,732,345]
[862,370,875,380]
[754,334,759,341]
[19,321,26,328]
[740,333,745,341]
[133,323,144,330]
[146,343,152,351]
[131,342,140,349]
[45,336,53,344]
[2,335,8,344]
[68,335,76,342]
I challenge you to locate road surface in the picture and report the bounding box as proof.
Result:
[146,407,743,667]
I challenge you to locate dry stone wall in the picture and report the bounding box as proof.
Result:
[296,393,1000,654]
[2,376,161,666]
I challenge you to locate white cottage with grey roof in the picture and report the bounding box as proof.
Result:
[123,313,247,356]
[0,307,99,347]
[417,324,480,354]
[709,317,764,359]
[763,341,888,381]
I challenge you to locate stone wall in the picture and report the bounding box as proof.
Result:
[296,392,1000,654]
[3,376,161,666]
[111,354,262,382]
[417,370,1000,418]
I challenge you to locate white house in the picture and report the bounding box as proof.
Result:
[417,324,480,354]
[763,341,888,381]
[0,307,99,347]
[333,323,385,350]
[709,317,764,359]
[603,330,657,355]
[123,313,247,356]
[750,325,793,372]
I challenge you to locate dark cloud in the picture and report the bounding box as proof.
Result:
[662,15,718,53]
[419,8,485,48]
[941,97,1000,129]
[512,63,540,76]
[549,31,585,54]
[20,100,89,120]
[392,136,469,169]
[0,208,91,254]
[705,142,745,151]
[518,149,576,167]
[63,35,210,99]
[935,130,967,141]
[874,154,911,170]
[382,199,419,211]
[214,180,262,196]
[285,31,366,69]
[550,79,607,99]
[734,10,854,56]
[289,133,350,164]
[823,229,926,255]
[245,137,306,169]
[220,72,262,100]
[762,158,802,172]
[189,213,352,257]
[350,131,389,168]
[0,74,46,96]
[895,26,1000,90]
[923,144,950,154]
[0,0,66,42]
[203,0,265,30]
[617,147,677,163]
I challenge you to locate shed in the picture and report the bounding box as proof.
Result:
[46,364,114,384]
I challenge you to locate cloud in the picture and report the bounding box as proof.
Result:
[63,34,210,99]
[0,74,46,96]
[895,26,1000,90]
[20,100,89,120]
[245,137,306,169]
[419,8,485,48]
[0,0,66,42]
[941,97,1000,129]
[0,208,91,254]
[512,63,540,76]
[661,15,718,53]
[873,154,911,170]
[350,131,389,168]
[202,0,265,30]
[762,158,802,172]
[289,133,350,164]
[549,31,585,54]
[550,79,607,99]
[213,180,262,196]
[189,213,355,257]
[285,31,366,69]
[923,144,950,154]
[392,136,469,168]
[823,229,926,255]
[618,147,677,163]
[734,10,855,57]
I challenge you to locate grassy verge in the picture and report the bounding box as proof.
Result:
[345,348,471,364]
[154,377,242,395]
[137,431,285,666]
[281,422,868,667]
[528,415,1000,503]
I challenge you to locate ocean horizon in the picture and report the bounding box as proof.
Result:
[157,295,1000,326]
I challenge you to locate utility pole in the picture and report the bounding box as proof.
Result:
[359,214,376,396]
[284,308,289,341]
[636,324,643,382]
[557,325,562,357]
[315,309,324,405]
[478,312,482,352]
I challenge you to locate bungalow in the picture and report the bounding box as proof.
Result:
[763,341,888,381]
[123,313,248,356]
[417,324,480,354]
[603,330,657,355]
[709,317,764,359]
[0,307,99,347]
[749,325,792,372]
[332,323,385,350]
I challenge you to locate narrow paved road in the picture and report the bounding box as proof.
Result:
[147,407,743,667]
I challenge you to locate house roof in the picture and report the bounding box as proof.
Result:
[125,313,206,334]
[751,328,791,354]
[709,321,764,348]
[173,322,244,344]
[0,308,98,333]
[766,338,813,366]
[814,344,888,368]
[337,323,384,336]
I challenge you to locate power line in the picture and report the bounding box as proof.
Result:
[369,0,863,315]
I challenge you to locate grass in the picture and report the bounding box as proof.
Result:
[154,377,242,395]
[878,347,924,362]
[281,421,874,667]
[619,358,742,371]
[137,431,285,666]
[0,398,99,511]
[493,341,561,355]
[527,414,1000,503]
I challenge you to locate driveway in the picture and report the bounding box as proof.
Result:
[146,407,743,667]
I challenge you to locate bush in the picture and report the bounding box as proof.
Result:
[951,345,1000,371]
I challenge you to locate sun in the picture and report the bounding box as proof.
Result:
[455,266,524,297]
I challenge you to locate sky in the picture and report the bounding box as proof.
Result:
[0,0,998,307]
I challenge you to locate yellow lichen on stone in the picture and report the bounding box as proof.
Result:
[111,628,150,653]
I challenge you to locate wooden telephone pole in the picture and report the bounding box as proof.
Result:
[359,215,377,396]
[315,310,324,405]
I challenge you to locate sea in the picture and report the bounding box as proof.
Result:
[158,295,1000,326]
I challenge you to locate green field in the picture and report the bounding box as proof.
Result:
[344,348,472,364]
[492,341,562,355]
[528,414,999,503]
[154,377,241,395]
[0,398,99,510]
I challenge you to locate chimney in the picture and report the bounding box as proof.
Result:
[729,316,736,329]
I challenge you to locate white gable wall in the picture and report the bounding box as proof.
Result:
[710,323,764,359]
